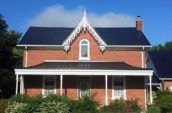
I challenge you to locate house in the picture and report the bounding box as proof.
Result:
[148,51,172,91]
[14,12,153,108]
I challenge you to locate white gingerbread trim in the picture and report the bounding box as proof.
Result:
[62,11,107,51]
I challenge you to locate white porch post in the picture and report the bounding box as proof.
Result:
[20,75,22,94]
[60,74,63,96]
[105,75,108,106]
[20,75,24,94]
[149,75,153,104]
[16,74,19,94]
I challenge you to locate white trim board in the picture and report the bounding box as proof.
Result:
[159,78,172,80]
[17,44,151,48]
[15,69,153,76]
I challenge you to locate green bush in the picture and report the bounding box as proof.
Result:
[155,91,172,113]
[4,94,143,113]
[27,95,43,113]
[5,101,28,113]
[0,99,8,113]
[44,94,71,105]
[70,96,98,113]
[100,99,141,113]
[5,94,71,113]
[147,105,160,113]
[35,101,69,113]
[7,94,30,104]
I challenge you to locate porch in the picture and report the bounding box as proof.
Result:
[15,61,153,107]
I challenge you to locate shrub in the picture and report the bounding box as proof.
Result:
[35,100,69,113]
[27,95,43,113]
[0,99,8,113]
[100,99,141,113]
[147,105,160,113]
[155,91,172,113]
[70,96,98,113]
[5,101,28,113]
[7,94,30,104]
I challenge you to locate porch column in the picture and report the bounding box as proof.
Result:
[105,75,108,106]
[16,74,19,94]
[149,75,153,104]
[20,75,24,94]
[60,75,63,96]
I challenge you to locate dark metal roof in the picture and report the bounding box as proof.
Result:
[19,27,74,45]
[19,27,151,46]
[23,61,151,70]
[148,51,172,78]
[152,74,161,84]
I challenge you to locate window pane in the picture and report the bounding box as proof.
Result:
[114,86,124,97]
[81,41,88,44]
[81,45,88,57]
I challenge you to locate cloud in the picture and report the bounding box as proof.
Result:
[28,4,135,27]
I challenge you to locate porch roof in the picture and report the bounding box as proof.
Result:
[15,61,153,76]
[22,61,150,70]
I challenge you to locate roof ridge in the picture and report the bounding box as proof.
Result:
[29,26,74,28]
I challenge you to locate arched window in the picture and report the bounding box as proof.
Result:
[79,39,90,60]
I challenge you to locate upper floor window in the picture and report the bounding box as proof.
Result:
[79,39,90,60]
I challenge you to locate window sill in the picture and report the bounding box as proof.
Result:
[78,58,90,61]
[111,97,127,100]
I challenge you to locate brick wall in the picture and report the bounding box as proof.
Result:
[24,76,42,96]
[126,76,145,108]
[24,75,145,108]
[163,80,172,91]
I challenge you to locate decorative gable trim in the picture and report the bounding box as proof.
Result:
[62,11,107,52]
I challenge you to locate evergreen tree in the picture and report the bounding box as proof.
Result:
[0,14,22,99]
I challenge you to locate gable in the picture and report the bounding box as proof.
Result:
[62,11,106,51]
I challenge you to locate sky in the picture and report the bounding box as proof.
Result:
[0,0,172,45]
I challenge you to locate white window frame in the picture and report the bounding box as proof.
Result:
[79,39,90,60]
[42,76,56,96]
[112,76,126,100]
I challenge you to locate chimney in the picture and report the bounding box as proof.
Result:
[136,16,143,31]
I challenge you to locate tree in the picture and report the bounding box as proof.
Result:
[152,41,172,51]
[0,14,22,99]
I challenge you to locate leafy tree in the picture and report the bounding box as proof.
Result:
[152,41,172,51]
[0,14,22,99]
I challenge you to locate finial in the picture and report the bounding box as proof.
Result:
[83,10,86,17]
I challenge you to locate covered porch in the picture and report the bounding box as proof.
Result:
[15,61,153,107]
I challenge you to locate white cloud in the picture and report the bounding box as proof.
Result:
[28,4,135,27]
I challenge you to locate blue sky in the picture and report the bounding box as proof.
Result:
[0,0,172,45]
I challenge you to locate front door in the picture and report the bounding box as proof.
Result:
[78,78,90,98]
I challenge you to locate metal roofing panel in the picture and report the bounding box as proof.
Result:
[148,51,172,78]
[23,61,151,70]
[19,27,151,46]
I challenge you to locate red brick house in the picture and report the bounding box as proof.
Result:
[15,12,153,108]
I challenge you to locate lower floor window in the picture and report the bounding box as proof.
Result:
[43,76,56,96]
[112,77,125,99]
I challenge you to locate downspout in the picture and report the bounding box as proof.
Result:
[25,46,28,67]
[142,48,147,109]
